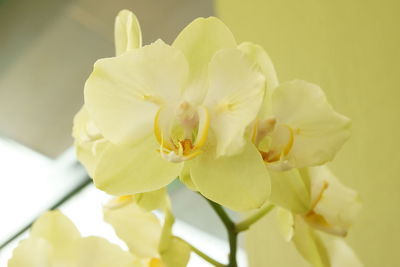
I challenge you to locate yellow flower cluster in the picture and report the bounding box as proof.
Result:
[9,10,362,267]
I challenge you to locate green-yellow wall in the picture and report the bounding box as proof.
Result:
[216,1,400,266]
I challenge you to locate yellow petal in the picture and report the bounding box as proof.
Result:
[173,17,236,103]
[136,187,168,211]
[269,168,311,214]
[204,48,265,157]
[179,161,197,191]
[238,42,278,117]
[10,211,81,266]
[306,166,361,236]
[160,237,191,267]
[104,200,162,258]
[93,135,182,195]
[74,236,135,267]
[85,40,189,144]
[115,10,142,56]
[320,234,363,267]
[30,210,81,244]
[271,80,351,168]
[276,208,295,242]
[73,106,110,177]
[292,216,330,267]
[8,238,53,267]
[191,141,270,211]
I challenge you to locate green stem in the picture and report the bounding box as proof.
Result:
[235,204,275,232]
[205,198,238,267]
[175,236,225,267]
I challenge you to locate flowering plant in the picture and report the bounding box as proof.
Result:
[9,10,362,267]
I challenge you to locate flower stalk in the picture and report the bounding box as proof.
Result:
[205,198,238,267]
[175,237,225,267]
[236,204,275,233]
[204,197,275,267]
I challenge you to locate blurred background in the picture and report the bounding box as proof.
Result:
[0,0,399,266]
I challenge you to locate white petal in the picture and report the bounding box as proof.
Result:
[8,238,53,267]
[85,40,189,144]
[307,166,361,236]
[292,216,330,267]
[173,17,236,104]
[271,80,351,168]
[204,48,265,157]
[74,236,135,267]
[191,141,270,211]
[104,200,162,258]
[93,135,182,195]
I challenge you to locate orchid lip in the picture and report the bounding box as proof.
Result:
[154,106,210,163]
[253,119,295,164]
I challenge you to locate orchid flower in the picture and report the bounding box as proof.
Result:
[8,211,136,267]
[274,166,362,267]
[74,10,271,211]
[103,190,191,267]
[240,44,351,171]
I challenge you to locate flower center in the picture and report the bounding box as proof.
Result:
[252,118,295,163]
[154,104,210,163]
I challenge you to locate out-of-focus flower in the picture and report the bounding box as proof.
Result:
[274,166,362,266]
[74,9,271,211]
[8,211,135,267]
[104,190,191,267]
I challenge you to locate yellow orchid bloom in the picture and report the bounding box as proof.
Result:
[302,166,361,236]
[274,166,361,235]
[74,10,271,211]
[274,166,362,267]
[255,79,350,171]
[103,192,191,267]
[239,43,350,171]
[8,211,136,267]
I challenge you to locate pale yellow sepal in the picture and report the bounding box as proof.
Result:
[104,198,162,259]
[179,162,197,191]
[93,135,182,195]
[9,211,135,267]
[269,168,311,214]
[191,141,270,211]
[204,48,265,157]
[8,238,53,267]
[85,40,188,145]
[73,106,110,177]
[136,188,168,211]
[172,16,236,104]
[292,216,330,267]
[74,236,136,267]
[320,234,363,267]
[115,10,142,56]
[30,210,81,244]
[268,80,351,169]
[304,166,361,236]
[276,207,295,241]
[160,237,191,267]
